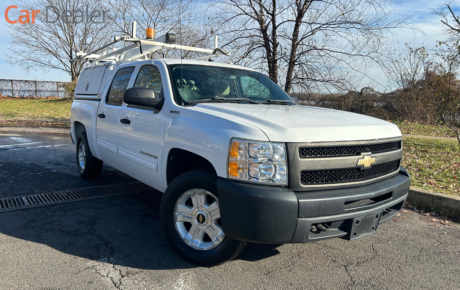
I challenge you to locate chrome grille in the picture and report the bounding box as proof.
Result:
[300,160,400,185]
[299,141,401,158]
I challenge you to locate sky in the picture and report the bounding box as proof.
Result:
[0,0,458,87]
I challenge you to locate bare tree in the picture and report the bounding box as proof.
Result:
[6,0,113,81]
[212,0,408,93]
[433,3,460,143]
[384,45,429,90]
[435,3,460,40]
[426,42,460,144]
[382,44,434,122]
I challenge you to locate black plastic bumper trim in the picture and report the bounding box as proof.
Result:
[217,178,298,244]
[217,168,410,244]
[296,168,411,218]
[291,194,407,243]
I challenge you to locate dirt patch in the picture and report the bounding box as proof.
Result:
[0,119,70,128]
[0,94,69,100]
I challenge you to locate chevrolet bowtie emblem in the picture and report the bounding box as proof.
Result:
[357,154,376,169]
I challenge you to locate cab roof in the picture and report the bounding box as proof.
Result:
[158,59,256,71]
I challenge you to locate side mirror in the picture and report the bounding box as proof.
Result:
[123,87,163,109]
[291,96,299,105]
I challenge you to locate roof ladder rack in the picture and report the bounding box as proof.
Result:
[74,22,230,65]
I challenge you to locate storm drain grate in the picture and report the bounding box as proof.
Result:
[0,182,153,213]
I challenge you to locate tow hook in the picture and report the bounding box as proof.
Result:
[311,223,328,233]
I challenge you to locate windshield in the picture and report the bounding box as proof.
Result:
[168,64,294,105]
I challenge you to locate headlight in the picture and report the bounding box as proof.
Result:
[228,139,288,185]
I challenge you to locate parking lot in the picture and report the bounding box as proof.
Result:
[0,132,459,290]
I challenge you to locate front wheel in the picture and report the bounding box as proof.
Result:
[76,133,103,179]
[160,171,246,266]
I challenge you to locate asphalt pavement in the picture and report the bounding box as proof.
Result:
[0,132,459,289]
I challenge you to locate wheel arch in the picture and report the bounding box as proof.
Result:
[74,121,86,139]
[70,100,101,159]
[166,148,217,185]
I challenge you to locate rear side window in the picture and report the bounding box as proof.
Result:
[106,67,135,105]
[134,65,163,97]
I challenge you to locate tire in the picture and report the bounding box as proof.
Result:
[76,133,103,179]
[160,171,246,266]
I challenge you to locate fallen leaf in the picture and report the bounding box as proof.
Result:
[402,210,409,213]
[396,213,401,217]
[431,219,438,222]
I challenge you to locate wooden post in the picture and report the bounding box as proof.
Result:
[56,82,59,98]
[11,80,14,97]
[35,81,38,97]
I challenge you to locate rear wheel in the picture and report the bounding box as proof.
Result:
[160,171,246,266]
[76,133,103,179]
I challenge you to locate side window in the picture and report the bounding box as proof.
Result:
[134,65,163,97]
[240,76,270,100]
[106,67,135,105]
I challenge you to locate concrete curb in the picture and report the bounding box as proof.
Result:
[408,187,460,217]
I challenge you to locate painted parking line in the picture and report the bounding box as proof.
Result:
[0,142,43,148]
[7,144,68,151]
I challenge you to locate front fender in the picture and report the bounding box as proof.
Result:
[161,111,268,190]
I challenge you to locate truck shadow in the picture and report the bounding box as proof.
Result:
[0,139,281,269]
[0,187,282,270]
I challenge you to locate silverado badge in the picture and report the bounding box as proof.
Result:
[357,153,376,169]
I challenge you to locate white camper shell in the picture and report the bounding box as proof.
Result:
[75,65,111,98]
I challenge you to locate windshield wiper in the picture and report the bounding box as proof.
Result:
[259,99,295,105]
[187,97,261,104]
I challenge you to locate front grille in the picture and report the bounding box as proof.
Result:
[299,141,401,158]
[300,160,400,185]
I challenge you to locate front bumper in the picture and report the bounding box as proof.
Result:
[218,167,410,244]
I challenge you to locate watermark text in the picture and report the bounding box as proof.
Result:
[5,5,109,24]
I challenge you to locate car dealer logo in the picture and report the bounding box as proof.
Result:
[357,153,376,169]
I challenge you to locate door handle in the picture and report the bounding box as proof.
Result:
[120,118,131,125]
[98,113,105,118]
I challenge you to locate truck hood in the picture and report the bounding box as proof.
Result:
[190,103,401,142]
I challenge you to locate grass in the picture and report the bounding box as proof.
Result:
[402,137,460,196]
[0,98,72,119]
[395,120,457,138]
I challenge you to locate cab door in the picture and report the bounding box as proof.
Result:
[117,65,168,191]
[96,66,135,162]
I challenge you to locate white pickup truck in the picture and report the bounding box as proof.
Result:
[70,33,410,266]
